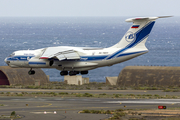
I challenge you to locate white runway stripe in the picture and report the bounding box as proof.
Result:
[105,99,180,104]
[30,111,57,114]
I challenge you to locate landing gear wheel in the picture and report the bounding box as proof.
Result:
[69,71,77,76]
[80,71,88,75]
[28,70,35,75]
[60,71,68,76]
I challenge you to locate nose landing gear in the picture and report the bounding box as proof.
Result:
[28,68,35,75]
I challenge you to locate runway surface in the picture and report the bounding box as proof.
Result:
[0,96,180,120]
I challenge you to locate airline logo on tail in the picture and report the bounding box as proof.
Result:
[125,31,136,42]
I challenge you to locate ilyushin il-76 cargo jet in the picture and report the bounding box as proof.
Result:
[5,16,171,76]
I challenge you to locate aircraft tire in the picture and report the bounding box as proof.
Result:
[28,70,35,75]
[69,71,77,76]
[60,71,68,76]
[81,71,88,75]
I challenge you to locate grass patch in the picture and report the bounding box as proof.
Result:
[162,118,180,120]
[11,111,16,116]
[99,93,106,95]
[82,109,111,114]
[1,82,180,91]
[0,91,179,99]
[83,93,93,97]
[81,108,180,120]
[59,92,68,95]
[81,109,127,119]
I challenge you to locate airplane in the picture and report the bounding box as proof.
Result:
[4,16,171,76]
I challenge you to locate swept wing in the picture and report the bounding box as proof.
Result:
[40,47,82,60]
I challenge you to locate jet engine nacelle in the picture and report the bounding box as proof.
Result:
[28,58,54,68]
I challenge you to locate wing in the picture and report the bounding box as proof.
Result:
[39,47,81,60]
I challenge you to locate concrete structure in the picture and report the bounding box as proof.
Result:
[82,77,89,84]
[106,77,118,85]
[0,66,49,85]
[46,75,50,81]
[64,75,89,85]
[35,80,40,86]
[117,66,180,86]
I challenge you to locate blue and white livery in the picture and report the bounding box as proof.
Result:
[4,16,171,76]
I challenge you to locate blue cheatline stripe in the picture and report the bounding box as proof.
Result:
[79,50,147,61]
[7,56,34,61]
[105,21,155,60]
[29,62,46,65]
[114,35,149,59]
[105,47,127,60]
[116,51,148,57]
[49,50,147,62]
[129,22,155,48]
[80,55,107,61]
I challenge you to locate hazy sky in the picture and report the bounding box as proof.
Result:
[0,0,179,17]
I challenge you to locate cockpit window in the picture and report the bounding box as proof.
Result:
[8,53,15,57]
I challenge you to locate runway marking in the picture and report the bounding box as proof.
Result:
[37,103,52,107]
[29,107,111,114]
[30,111,56,114]
[105,100,180,104]
[58,106,110,110]
[31,107,111,112]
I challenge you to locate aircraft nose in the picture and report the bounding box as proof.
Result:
[4,58,9,65]
[4,58,7,63]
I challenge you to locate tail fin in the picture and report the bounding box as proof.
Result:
[111,16,172,49]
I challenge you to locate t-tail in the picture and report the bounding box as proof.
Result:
[106,16,172,60]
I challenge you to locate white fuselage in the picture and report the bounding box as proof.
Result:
[4,46,148,71]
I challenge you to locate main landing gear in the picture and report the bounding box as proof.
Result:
[60,71,88,76]
[69,71,79,76]
[60,71,68,76]
[28,68,35,75]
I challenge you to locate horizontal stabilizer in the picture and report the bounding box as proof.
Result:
[126,16,172,22]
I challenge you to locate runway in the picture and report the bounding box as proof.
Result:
[0,96,180,120]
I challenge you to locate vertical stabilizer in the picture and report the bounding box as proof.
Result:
[111,16,172,49]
